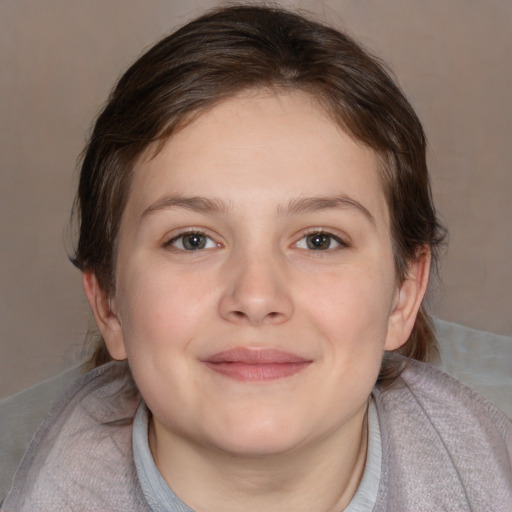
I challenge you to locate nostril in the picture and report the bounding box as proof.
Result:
[218,286,293,326]
[229,310,282,324]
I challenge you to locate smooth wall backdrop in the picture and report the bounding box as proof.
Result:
[1,0,511,398]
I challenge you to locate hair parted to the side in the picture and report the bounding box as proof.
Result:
[72,4,446,384]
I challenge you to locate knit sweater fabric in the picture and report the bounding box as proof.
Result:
[2,359,511,511]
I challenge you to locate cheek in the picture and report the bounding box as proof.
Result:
[113,265,210,408]
[115,262,213,353]
[302,263,395,328]
[297,262,397,379]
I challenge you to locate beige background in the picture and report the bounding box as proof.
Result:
[1,0,511,399]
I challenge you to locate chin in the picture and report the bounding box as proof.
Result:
[206,412,312,458]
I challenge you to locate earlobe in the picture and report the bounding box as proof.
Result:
[385,248,431,351]
[82,272,127,361]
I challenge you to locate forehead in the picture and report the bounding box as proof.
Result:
[126,90,389,225]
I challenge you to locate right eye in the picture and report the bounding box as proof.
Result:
[167,232,219,251]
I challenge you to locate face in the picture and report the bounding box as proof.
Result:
[86,90,425,459]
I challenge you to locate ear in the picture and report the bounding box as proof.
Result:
[82,272,127,361]
[385,247,431,351]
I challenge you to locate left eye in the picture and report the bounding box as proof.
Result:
[295,232,344,251]
[168,232,218,251]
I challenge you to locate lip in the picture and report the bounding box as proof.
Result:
[201,348,313,381]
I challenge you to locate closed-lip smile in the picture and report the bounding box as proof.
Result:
[201,348,313,381]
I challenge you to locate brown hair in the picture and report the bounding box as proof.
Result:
[72,4,446,382]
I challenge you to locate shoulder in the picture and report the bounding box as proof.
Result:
[373,358,512,511]
[2,362,150,512]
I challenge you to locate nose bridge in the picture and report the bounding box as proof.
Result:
[219,241,293,325]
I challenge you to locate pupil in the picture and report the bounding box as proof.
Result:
[307,233,330,250]
[184,234,206,250]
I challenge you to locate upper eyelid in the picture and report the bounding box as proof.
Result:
[164,231,222,253]
[295,233,347,249]
[162,230,219,250]
[161,227,350,247]
[165,227,219,241]
[295,228,349,244]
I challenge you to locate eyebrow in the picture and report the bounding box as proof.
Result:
[141,195,231,220]
[278,195,376,225]
[140,193,375,225]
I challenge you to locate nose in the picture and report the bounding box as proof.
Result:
[218,250,294,326]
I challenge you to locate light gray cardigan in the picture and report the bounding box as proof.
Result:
[2,359,511,511]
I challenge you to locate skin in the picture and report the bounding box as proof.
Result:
[84,89,430,511]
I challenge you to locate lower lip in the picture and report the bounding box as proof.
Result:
[203,361,311,381]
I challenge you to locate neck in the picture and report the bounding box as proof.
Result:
[149,404,369,512]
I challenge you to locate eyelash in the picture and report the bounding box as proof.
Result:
[165,230,219,251]
[294,230,349,251]
[164,229,348,252]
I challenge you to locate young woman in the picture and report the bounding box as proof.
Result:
[3,5,511,511]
